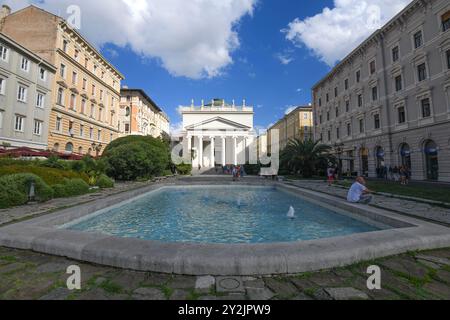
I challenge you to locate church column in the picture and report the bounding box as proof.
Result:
[221,136,226,166]
[186,134,192,163]
[233,136,238,166]
[210,137,215,168]
[198,136,203,168]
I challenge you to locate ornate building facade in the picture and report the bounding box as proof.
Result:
[1,5,124,156]
[312,0,450,181]
[119,88,169,138]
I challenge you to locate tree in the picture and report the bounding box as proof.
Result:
[103,136,170,181]
[280,139,332,178]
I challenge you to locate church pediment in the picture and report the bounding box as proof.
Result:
[185,117,250,130]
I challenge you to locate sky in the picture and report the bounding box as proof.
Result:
[3,0,412,133]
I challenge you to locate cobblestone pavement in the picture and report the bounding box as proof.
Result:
[0,246,450,300]
[286,180,450,225]
[0,177,177,226]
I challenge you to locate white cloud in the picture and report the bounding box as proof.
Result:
[169,122,184,135]
[5,0,256,79]
[283,0,411,66]
[275,52,293,65]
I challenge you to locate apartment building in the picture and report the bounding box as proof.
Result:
[0,31,56,150]
[0,5,124,156]
[267,106,313,153]
[119,88,170,138]
[312,0,450,181]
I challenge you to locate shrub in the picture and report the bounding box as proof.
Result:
[52,178,90,198]
[176,163,192,175]
[0,165,89,186]
[0,173,53,208]
[96,174,114,188]
[70,160,86,173]
[42,155,65,169]
[103,136,170,181]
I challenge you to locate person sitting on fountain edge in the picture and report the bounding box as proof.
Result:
[347,176,374,204]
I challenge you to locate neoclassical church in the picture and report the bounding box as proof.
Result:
[178,99,255,169]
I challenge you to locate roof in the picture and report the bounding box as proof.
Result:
[312,0,420,90]
[6,5,124,80]
[121,88,164,113]
[0,32,56,72]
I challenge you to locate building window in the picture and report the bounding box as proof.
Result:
[36,93,45,108]
[369,60,376,75]
[84,57,89,68]
[336,127,340,139]
[374,114,380,129]
[20,57,29,72]
[33,120,42,135]
[398,106,406,124]
[65,142,73,153]
[74,49,79,61]
[93,65,98,74]
[90,104,95,118]
[334,87,338,97]
[81,99,86,114]
[344,79,349,90]
[17,86,27,102]
[326,111,330,121]
[392,46,399,62]
[69,121,74,136]
[98,107,103,121]
[97,129,101,141]
[357,94,363,107]
[0,78,5,95]
[110,133,113,142]
[14,115,25,132]
[0,44,8,61]
[421,98,431,118]
[0,111,3,129]
[446,50,450,70]
[318,98,322,107]
[60,64,66,78]
[345,100,350,112]
[72,71,77,85]
[326,93,329,103]
[303,113,308,120]
[56,117,62,132]
[92,84,96,96]
[100,90,104,101]
[347,123,351,136]
[395,75,402,92]
[62,40,68,52]
[125,107,130,117]
[89,127,93,139]
[319,114,322,124]
[82,78,87,90]
[110,111,114,125]
[414,31,423,49]
[356,70,361,83]
[327,130,331,141]
[359,119,364,133]
[70,94,76,110]
[372,86,378,101]
[57,88,64,105]
[125,123,130,133]
[80,124,84,137]
[335,107,339,117]
[39,68,46,81]
[417,63,427,82]
[442,11,450,32]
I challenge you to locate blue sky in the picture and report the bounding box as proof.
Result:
[101,0,334,131]
[5,0,412,132]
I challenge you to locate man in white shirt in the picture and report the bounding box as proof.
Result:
[347,176,374,204]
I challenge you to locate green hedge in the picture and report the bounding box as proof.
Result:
[96,174,115,189]
[0,165,89,186]
[52,179,90,198]
[0,173,53,209]
[176,163,192,175]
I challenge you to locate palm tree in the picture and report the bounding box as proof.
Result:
[280,139,332,178]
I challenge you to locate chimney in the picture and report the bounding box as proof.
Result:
[0,5,11,21]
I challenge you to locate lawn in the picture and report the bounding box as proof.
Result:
[338,180,450,204]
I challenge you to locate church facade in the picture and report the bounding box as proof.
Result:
[179,99,255,168]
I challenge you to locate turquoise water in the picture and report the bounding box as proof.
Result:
[66,186,382,244]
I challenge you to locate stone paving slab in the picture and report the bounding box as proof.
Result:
[1,247,450,300]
